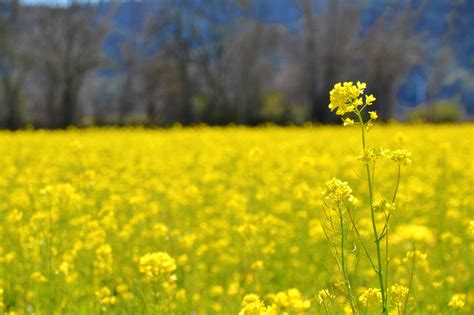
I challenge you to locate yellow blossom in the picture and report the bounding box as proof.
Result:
[390,284,409,308]
[329,81,367,115]
[359,288,382,308]
[323,177,357,206]
[365,94,376,105]
[318,289,335,304]
[31,272,47,283]
[95,287,117,305]
[448,293,465,309]
[343,118,355,126]
[369,111,378,120]
[139,252,176,280]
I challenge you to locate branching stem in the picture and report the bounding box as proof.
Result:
[355,109,387,314]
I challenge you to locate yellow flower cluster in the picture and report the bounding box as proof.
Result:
[390,284,409,309]
[239,289,310,315]
[448,293,466,309]
[329,81,374,115]
[356,147,413,166]
[356,147,386,162]
[372,198,396,214]
[388,149,413,165]
[359,287,382,308]
[267,288,311,312]
[95,286,117,306]
[323,177,357,206]
[116,283,133,301]
[329,81,379,129]
[239,294,272,315]
[139,252,176,280]
[94,243,113,274]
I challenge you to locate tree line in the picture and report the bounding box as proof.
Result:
[0,0,454,129]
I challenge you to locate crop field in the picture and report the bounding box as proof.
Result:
[0,124,473,314]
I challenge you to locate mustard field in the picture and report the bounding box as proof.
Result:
[0,125,473,314]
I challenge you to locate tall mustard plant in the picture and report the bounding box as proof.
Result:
[323,82,412,314]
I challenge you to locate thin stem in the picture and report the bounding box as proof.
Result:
[386,163,401,305]
[392,163,402,203]
[372,161,376,188]
[378,218,390,241]
[346,207,377,272]
[338,203,358,314]
[355,110,387,314]
[385,221,390,306]
[322,300,330,315]
[403,244,417,315]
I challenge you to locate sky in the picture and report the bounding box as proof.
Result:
[20,0,112,6]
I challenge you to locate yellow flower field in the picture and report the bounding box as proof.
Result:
[0,125,472,314]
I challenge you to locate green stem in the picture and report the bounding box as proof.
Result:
[356,110,387,314]
[322,301,330,315]
[403,244,416,315]
[338,203,358,314]
[385,221,390,308]
[347,207,377,272]
[392,164,401,203]
[386,163,401,304]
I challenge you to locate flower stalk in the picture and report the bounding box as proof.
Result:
[355,108,387,314]
[323,81,412,314]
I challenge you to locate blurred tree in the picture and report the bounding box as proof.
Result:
[425,2,458,122]
[140,0,197,125]
[294,0,362,123]
[0,0,465,128]
[115,3,145,125]
[357,1,424,121]
[30,2,107,128]
[191,0,237,124]
[195,0,283,124]
[0,0,29,130]
[290,0,423,122]
[225,20,281,124]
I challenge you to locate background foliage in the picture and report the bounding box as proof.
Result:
[0,0,473,129]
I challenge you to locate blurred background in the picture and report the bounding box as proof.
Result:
[0,0,473,129]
